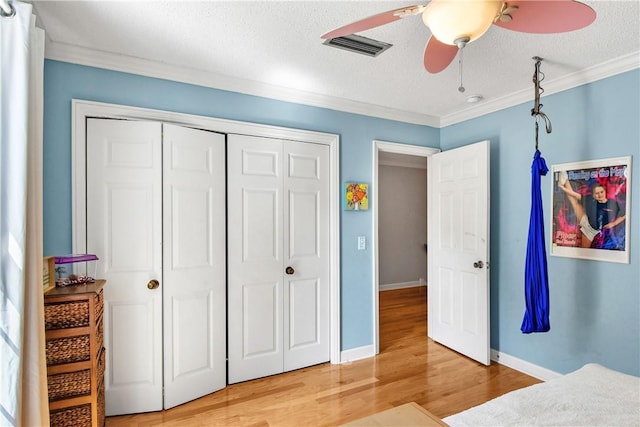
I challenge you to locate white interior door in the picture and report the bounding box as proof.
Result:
[162,124,226,409]
[87,119,227,415]
[227,135,330,383]
[427,140,490,365]
[87,119,164,415]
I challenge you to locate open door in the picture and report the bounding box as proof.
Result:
[427,140,490,365]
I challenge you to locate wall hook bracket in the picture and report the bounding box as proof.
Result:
[531,56,552,150]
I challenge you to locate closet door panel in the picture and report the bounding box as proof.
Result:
[289,277,320,348]
[87,120,227,415]
[283,141,330,372]
[87,119,164,416]
[228,136,330,381]
[243,189,279,262]
[243,281,280,357]
[289,191,319,258]
[162,124,226,409]
[228,134,284,384]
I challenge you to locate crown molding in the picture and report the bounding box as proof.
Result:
[44,41,440,127]
[45,41,638,130]
[440,51,640,128]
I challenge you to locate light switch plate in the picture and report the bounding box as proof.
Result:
[357,235,366,250]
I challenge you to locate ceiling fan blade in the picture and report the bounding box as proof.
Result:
[321,5,422,39]
[493,0,596,34]
[424,36,458,73]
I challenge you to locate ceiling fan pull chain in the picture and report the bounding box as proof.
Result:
[458,48,465,93]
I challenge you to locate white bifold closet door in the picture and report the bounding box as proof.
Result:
[227,134,330,384]
[86,119,226,415]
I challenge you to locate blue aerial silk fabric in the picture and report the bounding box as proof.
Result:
[521,150,550,333]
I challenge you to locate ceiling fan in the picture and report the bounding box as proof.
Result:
[321,0,596,74]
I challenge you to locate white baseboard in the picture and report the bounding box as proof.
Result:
[491,349,561,381]
[379,281,426,291]
[341,345,376,363]
[339,345,560,380]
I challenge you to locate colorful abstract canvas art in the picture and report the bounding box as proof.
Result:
[345,183,368,210]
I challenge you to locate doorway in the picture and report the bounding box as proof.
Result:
[372,141,439,355]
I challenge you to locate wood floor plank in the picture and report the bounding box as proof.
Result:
[106,287,540,426]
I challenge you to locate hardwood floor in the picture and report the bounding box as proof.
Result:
[106,287,540,426]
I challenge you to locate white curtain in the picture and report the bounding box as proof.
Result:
[0,1,48,426]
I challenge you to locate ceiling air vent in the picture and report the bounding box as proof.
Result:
[323,34,392,57]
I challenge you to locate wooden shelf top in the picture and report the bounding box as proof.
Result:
[45,279,106,298]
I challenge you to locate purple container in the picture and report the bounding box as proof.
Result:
[53,254,99,286]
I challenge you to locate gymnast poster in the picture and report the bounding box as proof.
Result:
[550,156,631,263]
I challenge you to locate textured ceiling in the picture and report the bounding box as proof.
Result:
[31,1,640,125]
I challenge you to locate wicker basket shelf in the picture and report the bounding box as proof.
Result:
[50,404,92,427]
[45,280,106,427]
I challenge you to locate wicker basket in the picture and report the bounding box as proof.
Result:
[94,290,103,321]
[48,369,92,401]
[45,301,90,330]
[96,319,103,351]
[46,335,91,365]
[97,381,105,427]
[50,404,92,427]
[97,347,106,382]
[44,281,105,427]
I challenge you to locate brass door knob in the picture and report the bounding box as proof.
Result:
[147,279,160,290]
[285,266,295,275]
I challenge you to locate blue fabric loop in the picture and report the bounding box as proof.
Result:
[522,149,550,333]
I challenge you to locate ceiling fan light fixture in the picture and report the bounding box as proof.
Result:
[423,0,502,46]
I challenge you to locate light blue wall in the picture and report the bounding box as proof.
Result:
[43,60,639,375]
[42,60,440,351]
[441,69,640,376]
